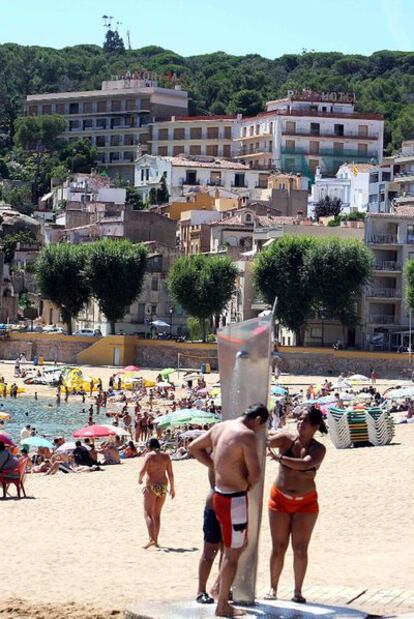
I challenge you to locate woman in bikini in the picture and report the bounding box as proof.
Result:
[138,438,175,549]
[266,406,327,603]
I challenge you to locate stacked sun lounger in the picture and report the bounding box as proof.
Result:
[327,407,394,448]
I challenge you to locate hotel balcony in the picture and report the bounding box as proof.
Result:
[282,128,379,141]
[366,287,401,299]
[367,234,400,245]
[368,314,397,325]
[281,146,377,162]
[373,261,402,272]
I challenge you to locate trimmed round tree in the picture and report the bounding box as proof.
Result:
[168,254,238,342]
[86,239,147,335]
[36,243,90,334]
[253,235,317,344]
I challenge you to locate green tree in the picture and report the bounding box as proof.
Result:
[314,196,343,219]
[86,239,147,334]
[156,174,169,204]
[168,254,238,342]
[125,186,144,210]
[309,238,372,327]
[405,259,414,313]
[103,29,125,54]
[228,89,263,116]
[253,236,317,344]
[59,139,98,173]
[14,115,65,152]
[0,157,9,179]
[36,243,90,334]
[1,230,36,262]
[50,162,70,183]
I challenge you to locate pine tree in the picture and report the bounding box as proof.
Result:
[103,29,125,54]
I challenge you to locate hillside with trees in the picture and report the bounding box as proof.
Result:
[1,43,414,155]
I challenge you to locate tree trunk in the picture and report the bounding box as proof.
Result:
[201,318,207,343]
[110,321,116,335]
[295,326,304,346]
[66,320,72,336]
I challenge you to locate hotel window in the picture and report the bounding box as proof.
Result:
[223,145,231,158]
[190,127,202,139]
[334,142,344,154]
[83,102,93,114]
[83,119,93,130]
[145,169,150,181]
[137,303,145,323]
[190,145,202,155]
[310,122,320,136]
[309,141,320,155]
[224,126,232,139]
[174,128,185,140]
[111,117,122,129]
[111,100,121,112]
[249,126,254,136]
[257,174,268,188]
[55,103,65,114]
[69,120,80,131]
[173,145,182,156]
[285,158,295,171]
[152,275,159,292]
[286,121,296,134]
[207,126,219,139]
[256,124,260,135]
[269,122,273,133]
[124,134,134,146]
[285,140,295,154]
[123,151,134,162]
[42,104,52,114]
[358,143,368,155]
[358,125,368,137]
[334,123,344,136]
[158,128,169,140]
[382,171,391,181]
[207,144,218,156]
[96,136,106,147]
[209,171,221,185]
[308,159,319,173]
[96,118,107,129]
[126,99,135,111]
[158,146,168,156]
[110,152,120,162]
[97,101,107,113]
[111,135,120,146]
[234,173,245,188]
[185,170,198,185]
[69,103,79,114]
[242,127,247,137]
[28,105,38,115]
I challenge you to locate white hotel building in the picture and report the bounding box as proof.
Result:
[234,89,384,180]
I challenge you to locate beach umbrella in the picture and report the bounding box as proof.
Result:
[338,392,353,402]
[151,319,170,328]
[73,424,116,438]
[0,432,15,446]
[21,436,54,449]
[271,386,287,396]
[160,368,175,378]
[386,387,414,399]
[186,411,221,426]
[100,424,130,437]
[156,381,173,388]
[0,412,11,420]
[180,429,206,439]
[332,381,351,390]
[123,365,140,372]
[55,441,91,454]
[349,374,369,381]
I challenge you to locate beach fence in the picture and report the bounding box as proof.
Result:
[328,407,395,448]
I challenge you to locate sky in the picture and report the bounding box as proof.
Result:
[0,0,414,58]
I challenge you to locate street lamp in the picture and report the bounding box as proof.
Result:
[169,306,173,338]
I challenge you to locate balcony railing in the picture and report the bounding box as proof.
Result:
[282,129,379,141]
[367,234,399,244]
[374,261,402,271]
[207,180,223,187]
[366,287,401,298]
[281,147,377,161]
[369,315,397,324]
[237,147,273,156]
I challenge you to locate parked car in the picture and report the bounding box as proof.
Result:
[43,326,66,334]
[73,328,102,337]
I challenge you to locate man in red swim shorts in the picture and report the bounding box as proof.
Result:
[190,403,269,618]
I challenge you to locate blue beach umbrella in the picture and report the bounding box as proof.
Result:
[21,436,54,449]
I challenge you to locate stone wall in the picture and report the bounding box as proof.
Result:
[278,349,412,379]
[0,336,91,363]
[135,342,218,370]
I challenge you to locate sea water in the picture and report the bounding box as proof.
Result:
[1,396,102,442]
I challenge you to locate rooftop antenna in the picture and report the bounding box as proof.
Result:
[102,14,113,29]
[126,28,132,50]
[116,20,123,32]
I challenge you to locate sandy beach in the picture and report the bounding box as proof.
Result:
[1,362,413,617]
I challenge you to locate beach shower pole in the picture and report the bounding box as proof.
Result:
[217,299,276,605]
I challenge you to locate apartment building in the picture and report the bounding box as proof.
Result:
[135,154,269,201]
[25,76,188,182]
[234,89,384,179]
[149,115,240,158]
[363,206,414,351]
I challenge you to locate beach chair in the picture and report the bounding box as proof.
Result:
[327,409,351,448]
[0,456,28,499]
[366,410,395,446]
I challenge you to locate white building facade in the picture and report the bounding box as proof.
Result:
[135,154,269,201]
[234,89,384,179]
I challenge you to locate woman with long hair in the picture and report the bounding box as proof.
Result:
[266,406,327,603]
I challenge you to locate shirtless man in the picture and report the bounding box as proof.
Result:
[138,438,175,549]
[189,402,269,618]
